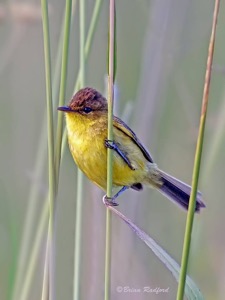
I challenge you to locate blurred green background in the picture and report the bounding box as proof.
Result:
[0,0,225,299]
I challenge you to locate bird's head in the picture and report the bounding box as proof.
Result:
[58,87,108,116]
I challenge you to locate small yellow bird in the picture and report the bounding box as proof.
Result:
[58,87,205,212]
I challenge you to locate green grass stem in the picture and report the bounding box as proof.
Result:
[73,1,85,299]
[55,0,73,184]
[41,0,55,299]
[104,1,116,300]
[176,1,220,299]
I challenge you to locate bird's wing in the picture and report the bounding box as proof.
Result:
[113,116,154,163]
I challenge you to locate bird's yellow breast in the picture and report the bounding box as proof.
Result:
[65,112,149,191]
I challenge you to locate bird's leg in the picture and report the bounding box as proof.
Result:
[103,186,129,206]
[104,139,135,170]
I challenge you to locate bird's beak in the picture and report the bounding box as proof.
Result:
[57,106,73,112]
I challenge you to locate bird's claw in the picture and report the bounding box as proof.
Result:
[103,195,119,206]
[104,139,114,149]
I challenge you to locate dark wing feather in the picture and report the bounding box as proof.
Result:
[113,116,154,163]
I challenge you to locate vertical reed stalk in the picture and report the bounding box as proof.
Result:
[41,0,55,299]
[55,0,72,184]
[73,1,85,299]
[176,1,220,299]
[105,1,116,300]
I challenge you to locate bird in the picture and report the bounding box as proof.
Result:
[58,87,205,212]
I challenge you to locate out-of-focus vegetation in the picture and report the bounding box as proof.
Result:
[0,1,224,299]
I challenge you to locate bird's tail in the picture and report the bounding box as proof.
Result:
[157,170,205,212]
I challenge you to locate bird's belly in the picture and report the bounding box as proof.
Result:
[67,133,145,191]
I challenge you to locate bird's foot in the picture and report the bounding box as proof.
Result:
[104,139,114,149]
[102,195,119,206]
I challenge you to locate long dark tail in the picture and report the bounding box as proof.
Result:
[158,170,205,212]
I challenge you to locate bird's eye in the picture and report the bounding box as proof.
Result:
[83,107,92,113]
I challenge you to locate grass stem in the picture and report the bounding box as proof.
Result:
[41,0,55,299]
[55,0,73,184]
[104,1,116,299]
[73,1,85,299]
[176,1,220,299]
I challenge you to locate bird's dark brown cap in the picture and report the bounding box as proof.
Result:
[58,87,108,112]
